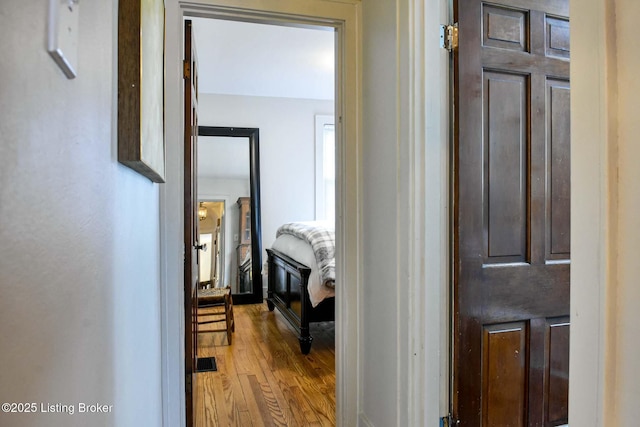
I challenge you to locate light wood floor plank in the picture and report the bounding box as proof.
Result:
[256,356,301,427]
[288,385,323,426]
[239,374,268,427]
[215,351,249,414]
[237,410,252,427]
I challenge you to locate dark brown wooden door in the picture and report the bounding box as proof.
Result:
[453,1,570,425]
[184,19,199,427]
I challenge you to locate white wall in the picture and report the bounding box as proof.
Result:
[0,2,162,427]
[199,93,334,254]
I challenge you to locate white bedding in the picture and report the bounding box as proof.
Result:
[270,233,335,307]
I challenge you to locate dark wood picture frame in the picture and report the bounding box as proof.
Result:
[117,0,166,183]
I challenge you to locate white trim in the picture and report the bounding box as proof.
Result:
[159,2,185,422]
[420,0,451,424]
[330,6,361,424]
[160,1,361,426]
[568,0,613,425]
[360,0,449,424]
[397,0,419,425]
[398,0,451,424]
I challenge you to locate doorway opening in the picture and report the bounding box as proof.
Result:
[162,3,360,426]
[197,200,225,289]
[189,11,342,426]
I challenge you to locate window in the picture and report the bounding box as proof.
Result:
[315,115,335,223]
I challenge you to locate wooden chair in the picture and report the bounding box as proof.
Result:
[197,286,234,345]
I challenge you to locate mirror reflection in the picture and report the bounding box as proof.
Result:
[197,127,262,304]
[197,201,225,288]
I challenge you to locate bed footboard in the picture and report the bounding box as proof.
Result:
[266,248,335,354]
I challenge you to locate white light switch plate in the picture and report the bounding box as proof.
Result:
[48,0,79,79]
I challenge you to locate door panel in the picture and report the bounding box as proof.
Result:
[483,71,528,263]
[546,318,570,425]
[546,80,571,260]
[482,322,527,427]
[482,5,527,51]
[545,17,570,59]
[184,19,199,427]
[454,0,570,425]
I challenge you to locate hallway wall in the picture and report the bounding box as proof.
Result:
[0,2,162,426]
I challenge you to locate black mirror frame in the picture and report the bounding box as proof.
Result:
[198,126,263,305]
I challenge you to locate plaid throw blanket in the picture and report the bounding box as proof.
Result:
[276,222,336,287]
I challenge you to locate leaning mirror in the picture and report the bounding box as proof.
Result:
[197,126,262,305]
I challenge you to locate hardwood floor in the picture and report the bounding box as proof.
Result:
[196,303,336,426]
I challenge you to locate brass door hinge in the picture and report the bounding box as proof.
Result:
[185,373,192,392]
[183,60,191,79]
[442,413,460,427]
[440,23,459,52]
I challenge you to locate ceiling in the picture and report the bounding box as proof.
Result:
[192,18,336,180]
[190,17,335,100]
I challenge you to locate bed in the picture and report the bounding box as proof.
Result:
[266,221,335,354]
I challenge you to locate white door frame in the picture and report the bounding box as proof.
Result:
[160,1,362,426]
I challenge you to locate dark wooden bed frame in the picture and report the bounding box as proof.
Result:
[266,248,335,354]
